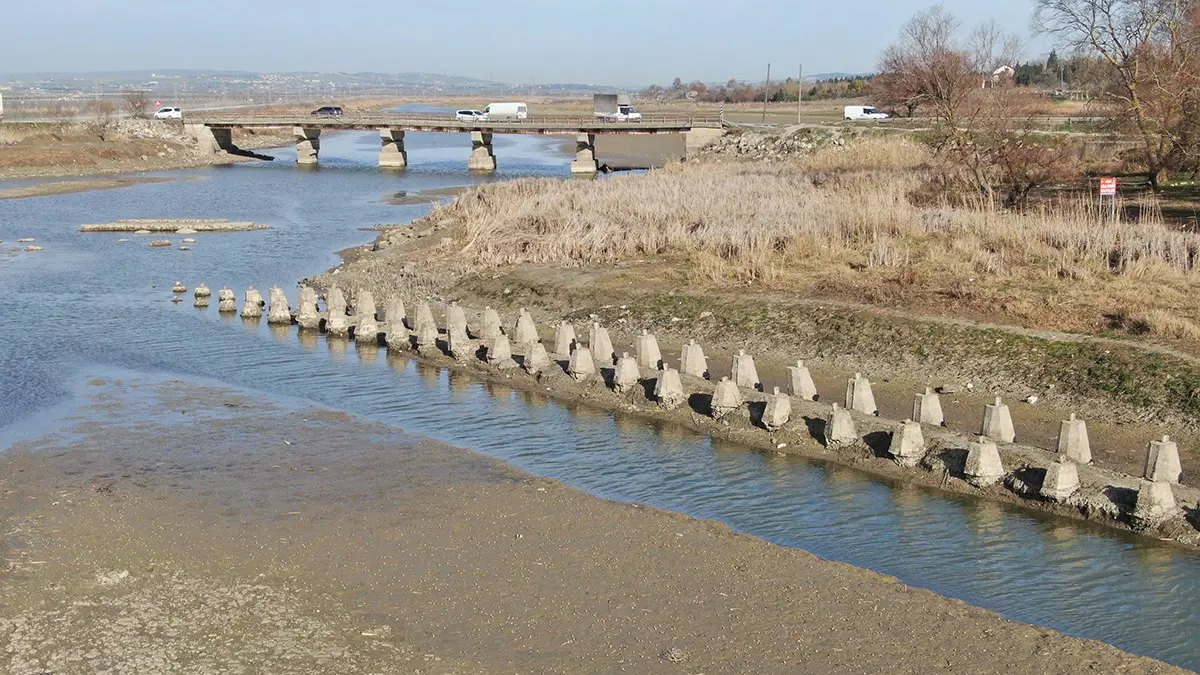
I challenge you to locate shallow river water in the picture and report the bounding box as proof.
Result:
[1,123,1199,669]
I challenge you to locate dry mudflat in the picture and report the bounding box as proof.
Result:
[0,376,1182,674]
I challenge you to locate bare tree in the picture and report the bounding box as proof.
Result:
[1034,0,1200,190]
[122,89,151,119]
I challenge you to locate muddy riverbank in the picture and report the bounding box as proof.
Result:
[0,375,1183,673]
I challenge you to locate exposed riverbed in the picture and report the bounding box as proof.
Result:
[1,124,1199,670]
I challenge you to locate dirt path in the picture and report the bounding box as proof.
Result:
[0,376,1183,674]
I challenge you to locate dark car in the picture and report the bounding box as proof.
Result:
[310,106,344,118]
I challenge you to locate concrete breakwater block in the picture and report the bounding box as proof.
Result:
[637,330,663,370]
[711,377,742,419]
[786,360,817,401]
[824,403,857,447]
[844,373,877,415]
[217,287,237,313]
[268,286,292,325]
[446,301,468,337]
[1132,481,1177,530]
[1144,435,1183,484]
[241,287,264,319]
[980,397,1016,443]
[589,323,615,366]
[327,310,351,338]
[476,306,502,340]
[912,387,944,426]
[613,353,640,393]
[486,334,517,368]
[296,287,321,330]
[414,319,439,353]
[355,314,380,344]
[524,342,552,374]
[171,281,187,294]
[326,287,348,317]
[193,283,211,298]
[447,325,472,361]
[1039,459,1079,502]
[384,296,406,329]
[554,322,577,356]
[762,387,791,431]
[567,346,595,381]
[654,368,685,409]
[1056,413,1091,464]
[415,302,437,333]
[964,439,1004,487]
[680,339,708,379]
[354,291,378,323]
[514,308,539,348]
[888,419,926,467]
[731,350,760,391]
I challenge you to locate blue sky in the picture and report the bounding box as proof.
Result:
[3,0,1043,85]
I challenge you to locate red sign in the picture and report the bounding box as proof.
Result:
[1099,177,1118,196]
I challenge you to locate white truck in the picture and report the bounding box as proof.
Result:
[594,93,642,122]
[843,105,888,121]
[482,102,528,121]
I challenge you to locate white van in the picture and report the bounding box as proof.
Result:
[844,105,888,121]
[483,102,528,121]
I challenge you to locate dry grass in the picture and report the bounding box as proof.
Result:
[422,136,1200,340]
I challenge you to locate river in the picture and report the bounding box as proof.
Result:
[1,122,1199,669]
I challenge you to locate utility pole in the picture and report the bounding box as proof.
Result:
[761,62,771,123]
[797,64,803,123]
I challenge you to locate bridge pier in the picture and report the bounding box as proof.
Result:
[186,124,236,155]
[379,129,407,168]
[468,131,496,172]
[570,134,598,175]
[293,127,321,165]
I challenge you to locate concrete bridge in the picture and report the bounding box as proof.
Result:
[183,112,725,174]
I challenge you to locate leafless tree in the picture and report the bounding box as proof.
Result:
[122,89,151,119]
[1034,0,1200,189]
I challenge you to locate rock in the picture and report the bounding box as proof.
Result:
[175,228,197,234]
[17,238,34,243]
[182,237,197,243]
[148,240,171,247]
[24,245,44,252]
[134,229,152,235]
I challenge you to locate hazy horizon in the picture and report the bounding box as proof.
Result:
[5,0,1043,86]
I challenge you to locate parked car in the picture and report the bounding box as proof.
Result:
[455,109,487,122]
[482,102,528,121]
[843,105,888,121]
[152,107,183,120]
[310,106,344,118]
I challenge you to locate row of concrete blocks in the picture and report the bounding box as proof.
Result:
[199,285,1187,530]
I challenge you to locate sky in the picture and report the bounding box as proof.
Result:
[3,0,1045,85]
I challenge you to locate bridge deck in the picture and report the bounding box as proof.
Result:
[183,112,722,134]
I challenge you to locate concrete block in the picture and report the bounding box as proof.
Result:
[384,296,406,331]
[478,306,502,340]
[912,387,944,426]
[326,287,347,318]
[761,387,791,431]
[567,347,596,381]
[1131,481,1177,530]
[487,334,517,368]
[297,286,320,330]
[172,281,187,294]
[570,133,598,175]
[824,403,857,447]
[514,308,539,348]
[415,302,436,333]
[888,419,926,467]
[468,131,496,172]
[786,360,817,401]
[524,342,552,374]
[217,286,236,313]
[354,290,377,323]
[355,315,379,345]
[711,377,742,419]
[680,339,708,378]
[554,321,577,355]
[589,323,615,366]
[445,301,468,337]
[414,319,439,351]
[379,128,407,168]
[293,127,321,165]
[980,397,1015,443]
[654,368,685,409]
[844,373,877,415]
[613,352,640,393]
[731,350,760,391]
[447,325,471,361]
[241,287,264,318]
[267,286,292,325]
[964,439,1004,487]
[1056,413,1091,464]
[637,330,663,370]
[1039,460,1079,502]
[1144,435,1183,484]
[327,310,351,338]
[193,283,211,308]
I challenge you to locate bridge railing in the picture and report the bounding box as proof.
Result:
[182,111,724,129]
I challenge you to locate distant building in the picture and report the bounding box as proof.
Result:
[985,65,1016,88]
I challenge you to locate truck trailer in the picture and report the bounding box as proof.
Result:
[593,94,641,122]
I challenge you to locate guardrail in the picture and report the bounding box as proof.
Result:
[182,111,724,130]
